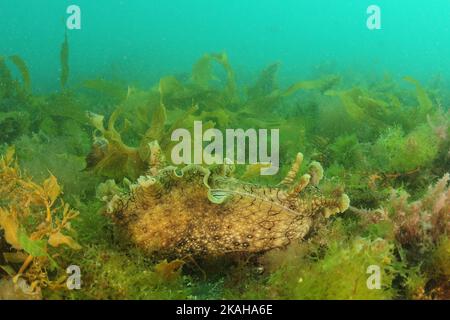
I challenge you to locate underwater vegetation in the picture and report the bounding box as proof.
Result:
[0,35,449,300]
[0,147,81,299]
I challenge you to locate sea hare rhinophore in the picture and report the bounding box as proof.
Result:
[99,148,350,257]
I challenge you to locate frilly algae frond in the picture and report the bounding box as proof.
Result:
[86,109,147,180]
[192,52,237,103]
[85,100,202,180]
[0,55,31,100]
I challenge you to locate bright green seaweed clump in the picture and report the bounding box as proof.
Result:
[0,39,449,300]
[372,124,440,174]
[264,237,397,299]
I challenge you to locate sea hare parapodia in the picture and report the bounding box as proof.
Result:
[101,151,350,257]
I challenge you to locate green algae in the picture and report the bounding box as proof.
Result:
[265,237,398,299]
[0,57,14,99]
[404,76,433,117]
[373,125,440,174]
[8,55,31,94]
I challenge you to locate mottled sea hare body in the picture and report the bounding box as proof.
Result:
[101,151,350,257]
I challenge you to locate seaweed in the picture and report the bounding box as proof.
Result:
[404,76,433,118]
[372,124,440,174]
[81,78,128,106]
[85,91,213,180]
[60,32,70,90]
[61,246,192,300]
[0,148,81,298]
[0,55,31,102]
[282,74,340,97]
[351,173,450,299]
[192,53,238,104]
[0,56,14,99]
[85,109,147,180]
[247,63,280,99]
[0,111,30,144]
[387,173,449,249]
[14,133,95,199]
[328,87,391,130]
[263,237,398,299]
[9,55,31,94]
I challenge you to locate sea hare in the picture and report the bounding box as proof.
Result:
[99,148,350,257]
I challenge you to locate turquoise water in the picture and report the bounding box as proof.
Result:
[1,0,450,92]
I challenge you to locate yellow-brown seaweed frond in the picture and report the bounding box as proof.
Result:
[192,52,238,103]
[86,97,210,180]
[0,147,81,297]
[140,96,167,148]
[282,74,340,97]
[247,63,280,99]
[9,55,31,94]
[0,56,15,98]
[86,91,177,181]
[82,78,128,104]
[86,109,147,180]
[244,67,339,114]
[327,87,391,127]
[403,76,433,116]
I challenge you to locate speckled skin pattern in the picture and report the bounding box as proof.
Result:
[104,153,350,257]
